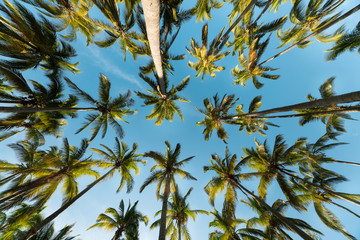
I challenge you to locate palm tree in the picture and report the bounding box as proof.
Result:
[140,0,166,94]
[26,223,78,240]
[292,175,357,239]
[136,22,186,78]
[203,147,314,240]
[241,135,308,211]
[0,203,78,240]
[0,141,46,188]
[135,73,190,125]
[209,201,264,240]
[91,138,145,193]
[90,0,141,60]
[64,74,135,141]
[139,141,196,240]
[150,185,208,240]
[196,94,277,142]
[326,21,360,60]
[0,0,79,77]
[216,77,360,123]
[227,11,287,55]
[186,23,231,81]
[297,77,354,136]
[244,198,322,240]
[88,200,148,240]
[23,138,145,239]
[0,138,99,211]
[0,204,44,240]
[0,66,77,142]
[231,37,279,89]
[0,73,135,142]
[21,0,99,44]
[243,135,360,207]
[214,0,258,52]
[190,0,223,22]
[196,94,238,142]
[159,0,192,41]
[299,133,360,166]
[258,3,360,66]
[277,0,345,48]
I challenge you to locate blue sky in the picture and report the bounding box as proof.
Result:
[1,0,360,239]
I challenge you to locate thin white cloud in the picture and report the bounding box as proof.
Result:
[88,47,145,91]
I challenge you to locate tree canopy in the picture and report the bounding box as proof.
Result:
[1,0,360,239]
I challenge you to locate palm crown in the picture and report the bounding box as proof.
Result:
[21,0,99,44]
[0,67,77,142]
[0,0,79,77]
[65,74,136,141]
[135,73,190,125]
[186,23,230,81]
[88,200,148,240]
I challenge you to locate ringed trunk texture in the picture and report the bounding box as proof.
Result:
[23,166,117,240]
[141,0,166,94]
[158,174,171,240]
[228,91,360,120]
[233,180,314,240]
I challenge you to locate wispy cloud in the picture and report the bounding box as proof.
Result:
[87,47,145,91]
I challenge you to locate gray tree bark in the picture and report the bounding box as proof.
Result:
[141,0,166,94]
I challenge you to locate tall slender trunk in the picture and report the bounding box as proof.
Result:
[0,171,64,203]
[177,220,181,240]
[0,106,97,113]
[232,180,314,240]
[253,0,273,26]
[245,106,360,119]
[158,174,171,240]
[279,168,360,207]
[214,0,258,52]
[141,0,166,94]
[258,4,360,66]
[226,91,360,120]
[23,166,117,240]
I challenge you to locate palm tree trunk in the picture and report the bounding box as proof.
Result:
[253,0,273,26]
[141,0,166,94]
[245,106,360,119]
[178,220,181,240]
[232,180,314,240]
[278,168,360,207]
[258,3,360,66]
[23,166,118,240]
[226,91,360,120]
[0,171,64,203]
[158,174,171,240]
[215,0,258,51]
[0,106,97,113]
